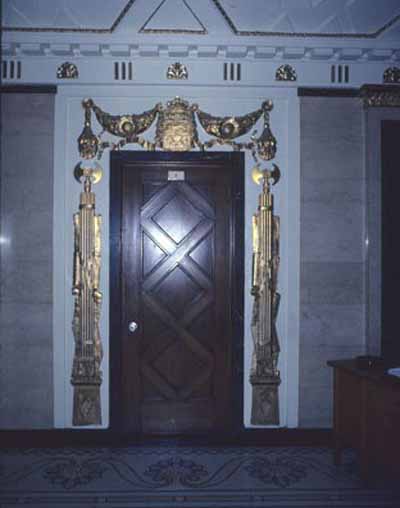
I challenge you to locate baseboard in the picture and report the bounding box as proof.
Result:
[0,428,332,448]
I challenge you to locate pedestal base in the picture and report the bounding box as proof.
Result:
[72,385,102,426]
[250,377,280,425]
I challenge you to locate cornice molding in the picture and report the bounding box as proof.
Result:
[212,0,400,39]
[361,84,400,107]
[1,43,399,62]
[3,0,136,34]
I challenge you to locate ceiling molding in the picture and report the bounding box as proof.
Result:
[139,0,207,35]
[212,0,400,39]
[2,0,136,34]
[1,43,399,62]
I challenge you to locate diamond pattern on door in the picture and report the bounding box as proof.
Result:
[113,152,243,435]
[153,193,204,244]
[154,266,204,319]
[140,182,215,402]
[142,232,168,277]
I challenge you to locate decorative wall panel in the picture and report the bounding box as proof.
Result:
[213,0,400,38]
[3,0,136,32]
[140,0,206,34]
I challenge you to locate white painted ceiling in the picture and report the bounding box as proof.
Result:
[3,0,400,39]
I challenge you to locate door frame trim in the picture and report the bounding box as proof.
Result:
[109,151,245,438]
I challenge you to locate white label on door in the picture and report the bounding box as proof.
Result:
[168,170,185,181]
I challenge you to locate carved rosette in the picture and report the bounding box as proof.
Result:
[275,64,297,82]
[57,62,79,79]
[71,164,103,426]
[383,67,400,84]
[167,62,189,80]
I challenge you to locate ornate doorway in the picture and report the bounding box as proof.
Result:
[110,151,244,435]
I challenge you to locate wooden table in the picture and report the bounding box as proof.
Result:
[328,359,400,484]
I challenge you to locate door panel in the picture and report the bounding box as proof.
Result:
[110,153,244,435]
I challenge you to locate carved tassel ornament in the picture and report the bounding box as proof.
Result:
[71,164,103,426]
[250,165,281,425]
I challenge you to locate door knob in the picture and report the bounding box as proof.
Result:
[128,321,138,333]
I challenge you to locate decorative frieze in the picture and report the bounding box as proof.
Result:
[361,85,400,107]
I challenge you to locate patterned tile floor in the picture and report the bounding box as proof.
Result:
[0,446,399,507]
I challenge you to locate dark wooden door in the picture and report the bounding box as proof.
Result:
[381,121,400,366]
[110,152,244,435]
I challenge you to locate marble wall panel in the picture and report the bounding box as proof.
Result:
[301,261,365,305]
[299,96,366,428]
[2,94,55,135]
[300,345,365,389]
[1,259,52,304]
[0,93,54,429]
[301,179,365,263]
[300,98,364,181]
[300,304,365,349]
[0,303,52,347]
[1,136,53,213]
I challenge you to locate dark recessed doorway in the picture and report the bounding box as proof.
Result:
[381,120,400,367]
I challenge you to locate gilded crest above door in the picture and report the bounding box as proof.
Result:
[77,97,277,167]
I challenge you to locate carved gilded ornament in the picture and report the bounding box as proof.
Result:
[155,98,198,151]
[74,96,281,426]
[250,165,281,425]
[383,67,400,84]
[361,85,400,108]
[57,62,79,79]
[71,163,103,426]
[275,64,297,82]
[167,62,189,80]
[77,97,277,166]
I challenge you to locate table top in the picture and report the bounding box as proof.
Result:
[327,358,400,388]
